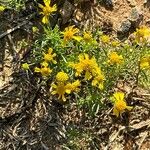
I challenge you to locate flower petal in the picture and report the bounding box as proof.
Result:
[42,16,49,24]
[98,83,104,90]
[51,91,57,95]
[38,4,44,9]
[34,67,40,72]
[126,106,133,111]
[85,71,92,80]
[73,36,82,42]
[44,0,50,6]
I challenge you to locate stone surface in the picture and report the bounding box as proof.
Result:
[129,7,143,27]
[104,0,114,7]
[118,19,131,33]
[127,0,137,7]
[75,9,84,22]
[60,0,75,24]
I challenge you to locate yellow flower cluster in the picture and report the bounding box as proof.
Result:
[70,53,105,89]
[34,48,56,77]
[112,92,133,117]
[39,0,57,24]
[134,26,150,44]
[51,72,80,101]
[61,26,99,46]
[108,51,123,65]
[140,55,150,69]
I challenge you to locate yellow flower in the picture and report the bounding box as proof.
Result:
[70,53,99,80]
[0,5,5,11]
[32,26,39,33]
[111,40,120,47]
[101,35,110,44]
[56,71,69,82]
[51,82,67,101]
[65,80,80,93]
[61,25,82,43]
[83,32,92,42]
[140,56,150,69]
[83,31,97,45]
[108,52,123,65]
[22,63,29,70]
[34,61,52,77]
[92,73,105,90]
[43,48,57,64]
[39,0,57,24]
[41,61,49,67]
[134,26,150,43]
[112,92,133,117]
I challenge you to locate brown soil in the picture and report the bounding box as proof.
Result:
[74,0,150,34]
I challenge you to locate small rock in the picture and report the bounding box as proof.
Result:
[60,0,75,24]
[105,0,113,7]
[144,0,148,4]
[118,19,131,33]
[127,0,137,7]
[129,7,143,27]
[75,9,84,22]
[102,0,114,8]
[98,128,108,135]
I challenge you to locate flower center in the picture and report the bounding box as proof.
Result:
[116,101,126,111]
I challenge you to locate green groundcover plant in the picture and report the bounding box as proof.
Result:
[19,0,150,117]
